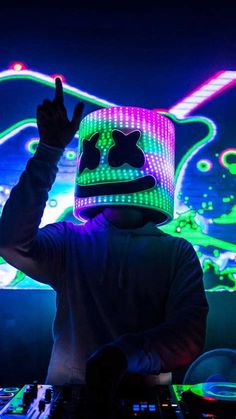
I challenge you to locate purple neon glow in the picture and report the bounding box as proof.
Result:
[168,71,236,118]
[90,106,174,144]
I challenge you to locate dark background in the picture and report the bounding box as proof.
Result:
[0,2,235,112]
[0,2,236,386]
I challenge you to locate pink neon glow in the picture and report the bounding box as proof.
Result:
[51,73,66,83]
[9,61,27,71]
[168,71,236,118]
[219,148,236,168]
[153,108,169,113]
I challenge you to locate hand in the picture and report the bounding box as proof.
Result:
[37,77,84,149]
[85,345,127,408]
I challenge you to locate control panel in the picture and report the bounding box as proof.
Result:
[0,382,235,418]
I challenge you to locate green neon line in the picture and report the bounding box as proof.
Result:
[0,75,112,107]
[160,112,215,182]
[207,286,236,292]
[213,205,236,224]
[0,119,36,139]
[0,256,6,264]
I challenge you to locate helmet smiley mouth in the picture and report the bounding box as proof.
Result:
[76,175,156,197]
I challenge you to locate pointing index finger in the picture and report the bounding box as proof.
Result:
[54,77,64,104]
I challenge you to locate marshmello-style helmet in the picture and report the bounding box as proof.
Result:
[74,106,175,225]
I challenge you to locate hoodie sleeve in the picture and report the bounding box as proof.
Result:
[0,142,66,289]
[113,238,209,374]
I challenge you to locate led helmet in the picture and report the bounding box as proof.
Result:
[74,107,175,225]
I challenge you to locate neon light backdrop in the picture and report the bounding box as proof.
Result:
[0,63,235,291]
[75,107,175,224]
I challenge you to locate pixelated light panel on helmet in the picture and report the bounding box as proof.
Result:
[74,107,175,224]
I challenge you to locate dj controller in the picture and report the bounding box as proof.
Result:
[0,382,236,418]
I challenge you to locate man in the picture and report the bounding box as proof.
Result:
[0,78,209,399]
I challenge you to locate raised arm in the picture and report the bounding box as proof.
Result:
[0,78,84,287]
[37,77,84,149]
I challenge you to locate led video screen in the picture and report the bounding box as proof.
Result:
[0,64,235,291]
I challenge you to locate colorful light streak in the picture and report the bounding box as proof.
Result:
[0,67,235,119]
[0,69,118,108]
[0,119,37,145]
[168,71,236,118]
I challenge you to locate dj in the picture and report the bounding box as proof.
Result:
[0,79,209,402]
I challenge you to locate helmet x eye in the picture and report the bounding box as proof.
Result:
[79,133,100,175]
[108,130,145,168]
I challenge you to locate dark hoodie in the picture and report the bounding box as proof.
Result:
[0,143,209,384]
